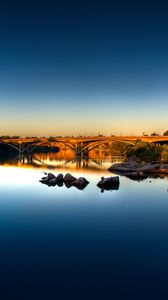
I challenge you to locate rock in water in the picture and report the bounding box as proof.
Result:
[108,159,168,176]
[47,173,56,180]
[72,177,89,190]
[64,181,74,189]
[39,177,49,184]
[97,176,120,191]
[56,173,64,183]
[64,173,77,183]
[39,173,56,184]
[47,177,57,186]
[40,172,89,190]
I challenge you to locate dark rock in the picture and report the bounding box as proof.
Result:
[108,160,168,176]
[64,181,73,189]
[47,173,56,180]
[39,177,49,184]
[136,164,160,173]
[47,177,57,186]
[72,177,89,190]
[97,176,120,191]
[57,180,63,187]
[39,175,51,184]
[56,173,64,183]
[108,163,137,173]
[39,173,55,184]
[64,173,77,183]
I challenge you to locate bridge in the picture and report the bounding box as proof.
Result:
[0,136,168,157]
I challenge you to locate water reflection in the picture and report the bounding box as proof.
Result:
[1,149,168,296]
[0,149,124,173]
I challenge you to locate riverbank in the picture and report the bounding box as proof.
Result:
[108,157,168,180]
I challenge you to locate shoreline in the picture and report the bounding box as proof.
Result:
[108,158,168,180]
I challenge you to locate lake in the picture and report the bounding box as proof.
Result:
[0,151,168,299]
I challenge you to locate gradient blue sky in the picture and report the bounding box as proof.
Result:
[0,0,168,136]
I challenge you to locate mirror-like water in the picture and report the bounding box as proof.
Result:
[0,150,168,298]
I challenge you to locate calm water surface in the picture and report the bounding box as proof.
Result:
[0,151,168,298]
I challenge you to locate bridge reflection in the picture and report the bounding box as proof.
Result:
[0,150,124,172]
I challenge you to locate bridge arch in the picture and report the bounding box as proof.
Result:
[0,140,45,154]
[79,139,135,155]
[30,140,76,153]
[3,142,20,152]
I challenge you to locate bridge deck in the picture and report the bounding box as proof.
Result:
[1,136,168,144]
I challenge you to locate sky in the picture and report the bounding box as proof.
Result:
[0,0,168,136]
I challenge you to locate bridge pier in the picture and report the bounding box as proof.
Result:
[18,144,28,155]
[75,142,82,156]
[17,142,40,155]
[81,149,89,157]
[17,153,33,165]
[75,142,89,157]
[19,144,22,155]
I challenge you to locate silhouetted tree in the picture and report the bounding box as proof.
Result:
[163,130,168,136]
[126,141,162,161]
[151,132,159,136]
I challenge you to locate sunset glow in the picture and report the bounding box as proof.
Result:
[0,2,167,136]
